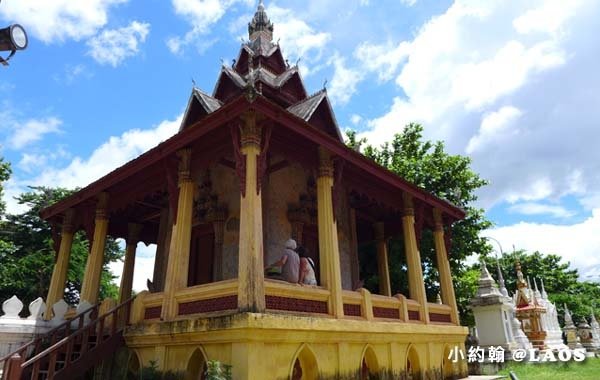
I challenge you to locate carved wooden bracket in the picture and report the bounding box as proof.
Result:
[331,158,345,223]
[256,122,272,194]
[230,122,247,197]
[82,207,95,253]
[163,157,179,224]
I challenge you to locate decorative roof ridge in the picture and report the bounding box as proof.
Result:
[287,89,327,113]
[241,41,280,59]
[222,65,247,86]
[306,87,327,99]
[286,88,343,142]
[193,87,223,104]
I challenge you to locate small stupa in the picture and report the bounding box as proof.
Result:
[513,261,547,349]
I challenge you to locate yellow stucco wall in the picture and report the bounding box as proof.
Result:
[125,312,468,379]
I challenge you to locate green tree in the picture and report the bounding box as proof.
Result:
[346,124,492,318]
[0,158,11,216]
[0,186,123,307]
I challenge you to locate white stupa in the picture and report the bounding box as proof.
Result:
[535,279,568,350]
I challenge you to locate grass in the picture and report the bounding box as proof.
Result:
[498,358,600,379]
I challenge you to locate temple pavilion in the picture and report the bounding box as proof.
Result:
[35,2,468,379]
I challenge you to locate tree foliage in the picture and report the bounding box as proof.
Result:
[0,158,11,216]
[474,250,600,326]
[0,186,123,307]
[346,124,492,304]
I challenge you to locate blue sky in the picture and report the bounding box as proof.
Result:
[1,0,599,289]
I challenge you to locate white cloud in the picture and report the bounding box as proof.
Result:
[401,0,418,7]
[268,5,331,64]
[356,0,598,210]
[0,0,126,43]
[327,52,363,106]
[30,115,180,190]
[168,0,252,54]
[109,243,156,292]
[508,202,575,219]
[350,114,362,126]
[355,40,411,82]
[486,208,600,281]
[466,106,522,154]
[8,117,62,150]
[513,0,580,35]
[87,21,150,67]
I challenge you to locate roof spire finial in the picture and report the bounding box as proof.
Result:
[248,0,274,42]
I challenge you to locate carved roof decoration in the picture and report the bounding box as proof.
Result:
[39,1,467,244]
[287,89,343,141]
[180,88,223,131]
[248,0,274,42]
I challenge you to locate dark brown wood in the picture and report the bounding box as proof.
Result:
[218,158,236,170]
[230,122,247,197]
[19,297,135,380]
[266,159,289,174]
[373,307,400,320]
[0,303,99,377]
[4,354,24,380]
[256,122,272,194]
[40,94,464,235]
[429,312,452,323]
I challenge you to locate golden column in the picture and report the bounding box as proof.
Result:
[316,147,344,317]
[44,209,76,320]
[237,111,266,312]
[80,192,110,305]
[119,223,143,303]
[401,193,429,323]
[162,148,195,320]
[433,209,459,324]
[374,222,392,297]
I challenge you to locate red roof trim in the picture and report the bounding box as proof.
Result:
[40,95,250,220]
[41,94,465,221]
[250,96,466,220]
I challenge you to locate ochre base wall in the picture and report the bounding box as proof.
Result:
[125,313,468,379]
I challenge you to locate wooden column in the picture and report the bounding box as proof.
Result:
[44,209,76,320]
[374,222,391,297]
[401,193,429,323]
[119,223,143,303]
[151,207,170,292]
[237,112,266,312]
[162,149,195,320]
[317,147,344,318]
[80,193,110,305]
[433,209,459,324]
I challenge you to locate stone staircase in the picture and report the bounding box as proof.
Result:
[1,298,134,380]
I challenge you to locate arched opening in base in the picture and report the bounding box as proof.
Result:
[360,345,380,380]
[442,345,457,380]
[406,346,421,380]
[290,344,319,380]
[186,347,208,380]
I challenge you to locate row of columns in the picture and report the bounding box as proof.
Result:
[43,109,459,324]
[367,196,459,324]
[44,196,142,320]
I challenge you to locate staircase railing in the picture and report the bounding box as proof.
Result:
[2,297,134,380]
[0,304,99,379]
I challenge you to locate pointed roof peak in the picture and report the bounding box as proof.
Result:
[249,0,274,42]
